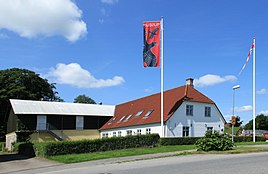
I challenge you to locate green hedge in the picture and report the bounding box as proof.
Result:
[234,136,266,142]
[159,137,201,146]
[0,142,5,152]
[34,134,160,157]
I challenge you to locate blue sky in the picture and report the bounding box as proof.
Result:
[0,0,267,125]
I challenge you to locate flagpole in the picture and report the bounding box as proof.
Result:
[160,16,164,137]
[253,37,256,142]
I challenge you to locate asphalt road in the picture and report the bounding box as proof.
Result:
[7,152,268,174]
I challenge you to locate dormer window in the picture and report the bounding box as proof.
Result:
[143,109,154,118]
[108,117,116,124]
[118,115,126,123]
[135,110,144,117]
[124,114,132,122]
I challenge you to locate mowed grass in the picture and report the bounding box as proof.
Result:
[48,142,268,164]
[48,145,196,163]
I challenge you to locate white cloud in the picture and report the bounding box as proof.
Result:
[259,110,268,115]
[101,0,119,5]
[235,105,252,113]
[0,0,87,42]
[257,88,268,95]
[47,63,125,88]
[194,74,237,87]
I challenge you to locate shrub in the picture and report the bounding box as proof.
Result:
[34,134,160,157]
[195,131,234,151]
[0,142,5,152]
[234,136,266,142]
[159,137,201,146]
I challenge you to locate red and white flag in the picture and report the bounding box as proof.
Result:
[143,21,161,67]
[239,41,255,75]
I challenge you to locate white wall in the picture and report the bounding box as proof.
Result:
[100,123,162,138]
[166,101,225,137]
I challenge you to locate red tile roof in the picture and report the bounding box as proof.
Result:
[100,85,215,130]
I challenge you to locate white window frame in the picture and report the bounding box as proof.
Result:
[205,106,211,117]
[126,130,132,136]
[183,126,190,137]
[118,131,122,137]
[146,128,151,134]
[186,105,193,116]
[137,129,142,135]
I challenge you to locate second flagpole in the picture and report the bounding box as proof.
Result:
[160,16,164,137]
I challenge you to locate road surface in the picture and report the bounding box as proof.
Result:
[7,152,268,174]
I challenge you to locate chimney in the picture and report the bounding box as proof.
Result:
[186,78,194,88]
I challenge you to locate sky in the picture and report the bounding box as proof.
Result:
[0,0,267,125]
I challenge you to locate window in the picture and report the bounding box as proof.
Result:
[113,132,116,137]
[126,130,132,136]
[146,128,151,134]
[207,127,213,132]
[118,131,122,137]
[108,117,116,124]
[183,126,189,137]
[186,105,193,116]
[135,110,144,117]
[124,114,132,122]
[205,107,211,117]
[118,115,126,123]
[137,129,142,135]
[102,133,108,138]
[144,109,154,118]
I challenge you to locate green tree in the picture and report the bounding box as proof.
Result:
[244,114,268,130]
[0,68,63,140]
[73,94,96,104]
[234,116,243,127]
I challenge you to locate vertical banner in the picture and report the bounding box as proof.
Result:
[143,21,161,67]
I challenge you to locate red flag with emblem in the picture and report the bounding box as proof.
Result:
[143,21,161,67]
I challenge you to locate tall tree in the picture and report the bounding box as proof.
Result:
[74,94,96,104]
[0,68,63,140]
[244,114,268,130]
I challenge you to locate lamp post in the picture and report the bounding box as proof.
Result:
[232,85,240,142]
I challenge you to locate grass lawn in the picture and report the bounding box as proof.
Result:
[224,126,240,135]
[48,145,196,163]
[48,142,268,164]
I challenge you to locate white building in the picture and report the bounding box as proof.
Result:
[100,78,226,138]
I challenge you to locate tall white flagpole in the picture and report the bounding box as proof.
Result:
[253,37,256,142]
[160,17,164,137]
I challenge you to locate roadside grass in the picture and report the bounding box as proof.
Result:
[48,142,268,164]
[48,145,195,163]
[224,126,240,135]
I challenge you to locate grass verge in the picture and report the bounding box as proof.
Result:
[48,145,195,163]
[48,142,268,164]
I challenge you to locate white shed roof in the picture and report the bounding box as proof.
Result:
[10,99,115,116]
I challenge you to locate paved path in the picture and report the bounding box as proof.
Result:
[0,154,61,174]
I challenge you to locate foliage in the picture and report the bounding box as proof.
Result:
[73,94,96,104]
[34,134,160,157]
[159,137,201,146]
[195,131,234,151]
[15,131,34,142]
[14,142,35,157]
[0,142,5,152]
[244,114,268,130]
[0,68,63,135]
[234,116,243,127]
[234,136,266,142]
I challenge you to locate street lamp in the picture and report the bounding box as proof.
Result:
[232,85,240,142]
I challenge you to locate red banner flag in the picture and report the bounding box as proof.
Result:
[143,21,161,67]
